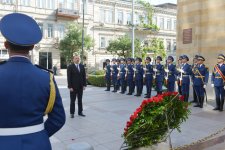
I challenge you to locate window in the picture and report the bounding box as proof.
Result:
[2,0,13,4]
[167,19,172,30]
[143,15,148,24]
[39,52,52,69]
[173,20,176,30]
[38,23,44,36]
[20,0,30,6]
[67,0,74,9]
[166,40,171,51]
[106,10,113,23]
[46,0,54,9]
[58,0,64,8]
[100,9,104,22]
[159,18,164,30]
[47,24,53,38]
[152,16,157,25]
[126,13,131,25]
[173,40,176,51]
[58,24,65,39]
[37,0,45,8]
[100,37,106,48]
[117,11,123,24]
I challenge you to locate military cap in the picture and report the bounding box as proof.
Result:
[218,54,225,60]
[116,59,121,62]
[194,55,199,59]
[120,58,125,61]
[131,58,135,62]
[182,55,189,61]
[127,58,132,61]
[197,56,205,61]
[136,57,142,62]
[0,13,42,46]
[179,55,183,60]
[167,56,174,62]
[156,56,162,61]
[112,58,116,61]
[146,57,151,61]
[105,59,110,62]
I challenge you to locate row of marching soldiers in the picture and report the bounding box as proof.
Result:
[104,54,225,111]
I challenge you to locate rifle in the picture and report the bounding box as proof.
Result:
[165,59,169,85]
[153,59,157,83]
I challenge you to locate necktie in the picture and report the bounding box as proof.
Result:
[76,64,80,72]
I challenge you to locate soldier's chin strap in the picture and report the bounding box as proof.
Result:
[45,72,56,115]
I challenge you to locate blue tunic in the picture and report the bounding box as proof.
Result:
[0,57,65,150]
[155,63,164,92]
[165,64,176,92]
[180,63,192,95]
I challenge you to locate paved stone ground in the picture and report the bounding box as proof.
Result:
[51,76,225,150]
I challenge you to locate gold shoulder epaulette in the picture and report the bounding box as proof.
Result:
[35,65,53,73]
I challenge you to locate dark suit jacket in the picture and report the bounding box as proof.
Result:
[67,63,87,90]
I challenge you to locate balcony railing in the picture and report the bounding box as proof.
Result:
[56,8,80,20]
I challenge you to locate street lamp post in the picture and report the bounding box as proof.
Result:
[81,0,85,64]
[132,0,135,58]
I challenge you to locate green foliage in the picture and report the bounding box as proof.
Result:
[123,92,190,149]
[59,23,93,64]
[143,38,166,59]
[106,35,141,58]
[87,74,106,87]
[90,70,105,75]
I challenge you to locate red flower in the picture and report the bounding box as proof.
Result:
[141,100,148,108]
[179,95,185,101]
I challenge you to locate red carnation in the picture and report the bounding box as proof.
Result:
[179,95,185,101]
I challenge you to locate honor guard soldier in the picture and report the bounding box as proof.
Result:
[134,58,144,96]
[116,59,121,91]
[165,56,176,92]
[177,55,183,95]
[119,58,127,94]
[211,54,225,111]
[144,57,154,98]
[177,55,192,102]
[131,58,136,93]
[192,56,209,108]
[153,56,165,95]
[126,58,134,95]
[111,58,118,92]
[0,13,65,150]
[104,59,111,91]
[191,55,199,103]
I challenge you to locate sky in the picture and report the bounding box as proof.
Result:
[148,0,177,5]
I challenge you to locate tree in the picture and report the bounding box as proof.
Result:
[143,38,166,59]
[106,35,141,58]
[59,23,93,64]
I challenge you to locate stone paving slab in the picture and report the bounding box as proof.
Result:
[51,76,225,150]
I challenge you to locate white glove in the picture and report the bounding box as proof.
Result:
[143,75,146,78]
[165,77,168,80]
[117,68,121,71]
[180,69,184,73]
[211,84,214,87]
[104,68,106,70]
[125,68,128,71]
[203,85,206,89]
[153,68,157,72]
[224,86,225,90]
[153,75,156,79]
[165,69,169,73]
[133,68,137,71]
[143,68,147,71]
[110,68,113,71]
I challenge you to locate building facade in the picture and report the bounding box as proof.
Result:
[0,0,176,72]
[177,0,225,70]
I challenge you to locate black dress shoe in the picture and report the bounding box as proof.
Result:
[126,93,132,95]
[144,93,148,96]
[219,109,223,112]
[144,96,150,98]
[134,94,141,97]
[112,90,117,92]
[78,113,86,117]
[70,114,74,118]
[213,108,219,110]
[193,104,200,107]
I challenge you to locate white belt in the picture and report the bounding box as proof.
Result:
[0,123,44,136]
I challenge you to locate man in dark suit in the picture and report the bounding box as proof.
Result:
[67,54,87,118]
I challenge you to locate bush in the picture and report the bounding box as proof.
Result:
[88,70,105,75]
[123,92,190,149]
[87,74,106,87]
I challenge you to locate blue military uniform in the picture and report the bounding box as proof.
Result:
[165,56,176,92]
[116,59,121,91]
[0,13,65,150]
[211,54,225,111]
[134,58,144,96]
[154,56,164,95]
[119,59,127,94]
[191,55,199,103]
[192,56,209,108]
[144,57,154,98]
[111,59,118,92]
[126,58,134,95]
[179,55,192,102]
[177,55,183,95]
[104,59,111,91]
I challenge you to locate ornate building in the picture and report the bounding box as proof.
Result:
[0,0,176,72]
